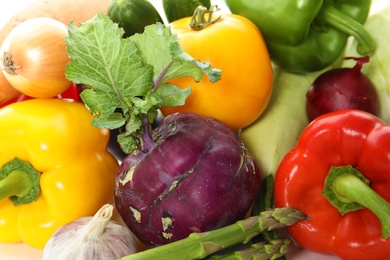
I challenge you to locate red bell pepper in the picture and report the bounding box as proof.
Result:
[274,109,390,260]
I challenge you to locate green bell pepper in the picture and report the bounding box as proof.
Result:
[225,0,376,73]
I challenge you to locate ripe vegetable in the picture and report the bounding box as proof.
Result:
[65,14,260,247]
[306,56,378,121]
[1,18,72,98]
[226,0,376,73]
[161,6,273,131]
[0,0,111,104]
[115,112,261,246]
[274,110,390,260]
[108,0,164,37]
[43,204,137,260]
[119,207,307,259]
[162,0,211,23]
[0,98,118,249]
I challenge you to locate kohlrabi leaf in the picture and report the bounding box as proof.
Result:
[65,13,221,153]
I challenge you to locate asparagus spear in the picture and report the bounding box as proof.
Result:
[209,238,295,260]
[119,207,307,260]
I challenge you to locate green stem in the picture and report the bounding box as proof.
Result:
[322,5,376,55]
[0,170,33,198]
[323,165,390,238]
[190,5,221,31]
[333,173,390,238]
[0,158,40,206]
[119,207,307,260]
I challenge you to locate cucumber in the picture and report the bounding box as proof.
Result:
[162,0,211,23]
[108,0,163,37]
[240,67,323,179]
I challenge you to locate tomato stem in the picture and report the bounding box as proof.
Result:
[190,5,221,31]
[323,165,390,238]
[0,158,40,206]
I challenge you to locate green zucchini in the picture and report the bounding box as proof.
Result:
[108,0,163,37]
[162,0,211,23]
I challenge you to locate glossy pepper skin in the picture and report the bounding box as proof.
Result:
[274,109,390,260]
[0,99,118,249]
[226,0,375,73]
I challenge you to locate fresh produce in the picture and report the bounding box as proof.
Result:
[0,98,118,249]
[344,7,390,123]
[43,204,137,260]
[240,68,323,179]
[225,0,376,73]
[1,18,72,98]
[306,56,378,121]
[274,109,390,260]
[161,6,273,131]
[115,112,260,246]
[162,0,211,23]
[0,0,111,104]
[119,207,307,259]
[65,13,260,247]
[209,238,295,260]
[108,0,164,37]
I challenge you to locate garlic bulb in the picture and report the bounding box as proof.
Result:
[43,204,137,260]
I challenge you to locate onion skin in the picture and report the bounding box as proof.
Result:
[115,112,261,246]
[0,71,20,103]
[0,0,111,104]
[306,56,379,122]
[1,18,72,98]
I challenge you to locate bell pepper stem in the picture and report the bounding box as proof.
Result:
[324,165,390,238]
[322,5,376,55]
[0,170,32,198]
[0,158,40,206]
[321,5,376,55]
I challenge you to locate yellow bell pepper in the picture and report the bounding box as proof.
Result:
[0,98,118,249]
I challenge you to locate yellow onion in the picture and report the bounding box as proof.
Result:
[1,17,72,98]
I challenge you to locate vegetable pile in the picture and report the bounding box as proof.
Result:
[64,12,261,247]
[0,0,389,260]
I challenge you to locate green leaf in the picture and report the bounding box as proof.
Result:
[156,83,192,107]
[65,13,221,153]
[131,23,222,85]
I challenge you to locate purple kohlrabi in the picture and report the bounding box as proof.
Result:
[114,112,261,246]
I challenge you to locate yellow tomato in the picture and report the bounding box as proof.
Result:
[161,13,273,130]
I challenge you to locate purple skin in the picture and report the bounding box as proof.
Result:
[306,56,378,122]
[114,112,261,246]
